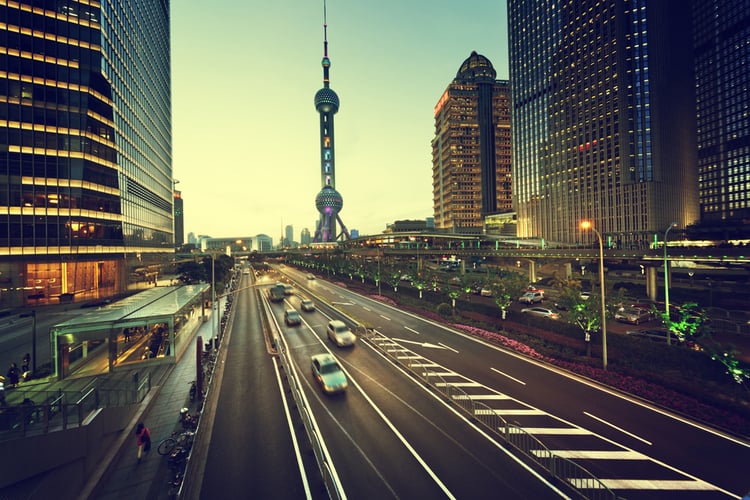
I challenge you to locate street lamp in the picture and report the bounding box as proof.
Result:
[663,222,678,345]
[580,220,608,370]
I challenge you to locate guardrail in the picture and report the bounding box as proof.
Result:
[365,329,616,500]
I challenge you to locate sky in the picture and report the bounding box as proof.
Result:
[171,1,508,244]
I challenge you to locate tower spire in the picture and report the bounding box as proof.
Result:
[322,0,330,88]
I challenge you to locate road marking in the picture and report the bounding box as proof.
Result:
[510,427,591,435]
[380,314,391,320]
[475,409,544,416]
[490,367,526,385]
[534,450,647,460]
[362,306,371,311]
[404,326,420,335]
[421,371,457,377]
[331,301,354,306]
[452,394,511,400]
[391,338,447,349]
[438,342,458,353]
[584,411,652,446]
[568,479,717,490]
[435,382,482,388]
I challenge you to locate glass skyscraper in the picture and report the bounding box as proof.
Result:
[432,52,512,234]
[0,0,172,307]
[509,0,699,247]
[693,0,750,236]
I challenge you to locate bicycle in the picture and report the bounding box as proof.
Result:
[157,430,194,456]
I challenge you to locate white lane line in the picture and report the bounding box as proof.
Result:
[584,411,652,446]
[434,382,482,388]
[510,427,591,435]
[490,367,526,385]
[569,479,718,491]
[410,363,440,368]
[438,342,459,353]
[452,394,511,400]
[362,306,371,312]
[421,372,457,377]
[380,314,391,321]
[475,409,545,416]
[405,326,420,335]
[533,450,647,460]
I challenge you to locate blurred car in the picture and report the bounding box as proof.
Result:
[614,307,653,325]
[518,291,544,304]
[306,273,315,280]
[283,284,294,295]
[520,306,559,319]
[284,309,301,326]
[480,287,493,297]
[311,353,348,394]
[327,320,356,347]
[300,299,316,312]
[580,291,591,301]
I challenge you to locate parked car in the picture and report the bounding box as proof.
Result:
[520,306,559,319]
[614,307,653,325]
[284,309,301,326]
[518,291,544,304]
[327,320,357,347]
[480,287,493,297]
[311,353,348,394]
[300,299,315,312]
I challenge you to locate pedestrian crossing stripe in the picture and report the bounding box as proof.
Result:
[532,450,647,460]
[475,409,545,416]
[567,479,717,490]
[452,394,511,400]
[508,427,591,435]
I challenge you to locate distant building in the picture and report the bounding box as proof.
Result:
[300,228,312,246]
[0,1,173,307]
[285,225,294,247]
[349,229,359,239]
[432,52,512,235]
[693,1,750,238]
[509,0,699,246]
[255,234,273,252]
[174,191,184,247]
[386,220,429,233]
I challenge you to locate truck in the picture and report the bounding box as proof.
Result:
[268,283,286,302]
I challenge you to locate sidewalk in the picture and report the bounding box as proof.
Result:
[80,307,217,500]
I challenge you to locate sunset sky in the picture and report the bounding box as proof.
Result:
[171,0,508,244]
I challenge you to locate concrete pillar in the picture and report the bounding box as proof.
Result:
[528,260,536,283]
[645,265,658,302]
[564,262,572,280]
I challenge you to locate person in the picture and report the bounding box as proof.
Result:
[22,353,30,373]
[135,422,151,463]
[6,363,20,388]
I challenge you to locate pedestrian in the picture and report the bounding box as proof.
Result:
[22,353,30,373]
[6,362,20,387]
[135,422,151,463]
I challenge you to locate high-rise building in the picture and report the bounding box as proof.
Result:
[432,52,512,234]
[509,0,699,247]
[300,228,311,246]
[0,1,173,307]
[174,190,184,247]
[285,224,294,247]
[693,0,750,237]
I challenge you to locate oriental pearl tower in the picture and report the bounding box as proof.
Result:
[313,0,349,243]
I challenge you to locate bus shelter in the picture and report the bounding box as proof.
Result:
[49,283,211,380]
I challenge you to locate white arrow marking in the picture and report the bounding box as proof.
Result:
[391,338,446,349]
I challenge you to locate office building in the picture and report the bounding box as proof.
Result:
[174,190,184,247]
[432,51,512,235]
[300,227,311,246]
[508,0,699,247]
[693,0,750,238]
[284,224,294,247]
[0,1,173,307]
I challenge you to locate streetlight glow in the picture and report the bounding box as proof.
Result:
[580,220,608,370]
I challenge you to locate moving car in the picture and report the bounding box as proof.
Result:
[311,353,348,394]
[283,284,294,295]
[306,273,315,280]
[614,307,653,325]
[327,320,357,347]
[300,299,316,312]
[284,309,301,326]
[520,306,559,319]
[518,291,544,304]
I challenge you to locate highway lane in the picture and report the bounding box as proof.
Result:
[280,266,750,499]
[273,288,566,499]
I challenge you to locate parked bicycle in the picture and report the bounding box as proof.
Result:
[157,430,194,456]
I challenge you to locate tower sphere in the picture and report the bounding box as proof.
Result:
[315,186,343,215]
[315,87,339,113]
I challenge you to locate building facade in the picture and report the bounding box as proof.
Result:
[0,0,173,307]
[509,0,699,247]
[693,0,750,237]
[432,52,512,235]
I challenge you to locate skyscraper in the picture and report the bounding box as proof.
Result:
[313,2,349,242]
[693,0,750,237]
[509,0,699,247]
[285,224,294,247]
[0,1,173,307]
[432,52,512,234]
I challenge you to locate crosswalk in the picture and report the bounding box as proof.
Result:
[367,331,728,499]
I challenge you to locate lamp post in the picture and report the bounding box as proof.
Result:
[580,220,608,370]
[663,222,678,345]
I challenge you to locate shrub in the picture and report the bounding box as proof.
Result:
[436,303,453,318]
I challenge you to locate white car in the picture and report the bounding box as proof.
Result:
[520,307,559,319]
[518,291,544,304]
[326,320,357,347]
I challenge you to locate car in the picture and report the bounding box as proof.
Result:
[520,306,559,319]
[480,287,493,297]
[518,291,544,304]
[311,353,348,394]
[283,284,294,295]
[284,309,301,326]
[580,291,591,300]
[326,320,357,347]
[300,299,316,312]
[306,273,315,280]
[614,307,653,325]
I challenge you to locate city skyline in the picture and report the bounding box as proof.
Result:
[171,0,508,242]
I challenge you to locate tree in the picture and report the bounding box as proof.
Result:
[569,293,602,357]
[490,270,527,320]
